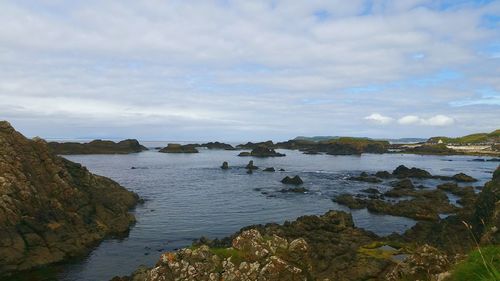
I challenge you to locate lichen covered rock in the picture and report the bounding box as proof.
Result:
[131,230,311,281]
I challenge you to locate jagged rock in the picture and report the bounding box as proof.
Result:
[48,139,148,154]
[238,146,285,157]
[451,173,477,182]
[221,161,229,169]
[392,165,432,178]
[279,168,285,171]
[263,167,275,172]
[159,143,199,153]
[0,121,139,276]
[281,175,303,185]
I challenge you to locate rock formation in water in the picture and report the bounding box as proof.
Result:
[159,143,199,153]
[281,175,303,185]
[201,142,235,150]
[48,139,148,154]
[221,161,229,169]
[238,146,285,157]
[0,121,139,276]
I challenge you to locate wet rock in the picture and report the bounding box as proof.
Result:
[238,151,251,156]
[281,175,303,185]
[221,161,229,169]
[392,165,432,178]
[279,168,285,171]
[263,167,275,172]
[159,143,199,153]
[245,160,258,170]
[0,121,139,276]
[472,165,500,243]
[451,173,477,182]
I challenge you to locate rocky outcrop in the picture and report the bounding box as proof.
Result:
[48,139,148,154]
[116,229,312,281]
[281,176,303,185]
[276,138,389,155]
[159,144,199,153]
[238,146,285,157]
[245,161,258,170]
[116,211,396,281]
[451,173,477,182]
[236,141,274,149]
[201,142,235,150]
[0,121,139,276]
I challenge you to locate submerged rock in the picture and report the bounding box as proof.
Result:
[281,175,303,185]
[0,121,139,276]
[48,139,148,154]
[159,143,199,153]
[349,172,383,183]
[263,167,275,172]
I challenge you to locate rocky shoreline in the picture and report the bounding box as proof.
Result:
[111,163,500,280]
[0,121,139,277]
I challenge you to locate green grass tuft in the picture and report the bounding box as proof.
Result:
[449,246,500,281]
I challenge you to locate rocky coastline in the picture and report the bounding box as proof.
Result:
[112,161,500,280]
[0,121,139,277]
[48,139,148,155]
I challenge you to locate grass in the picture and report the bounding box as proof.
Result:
[428,129,499,144]
[448,245,500,281]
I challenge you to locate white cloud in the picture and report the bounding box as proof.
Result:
[364,113,394,124]
[398,115,421,125]
[398,115,455,126]
[0,0,497,139]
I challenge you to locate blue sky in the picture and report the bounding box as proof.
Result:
[0,0,499,141]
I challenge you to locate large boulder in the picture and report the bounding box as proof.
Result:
[0,121,139,276]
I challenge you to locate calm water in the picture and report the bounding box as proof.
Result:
[16,146,499,281]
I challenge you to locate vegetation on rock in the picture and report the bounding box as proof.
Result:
[0,121,139,276]
[48,139,148,154]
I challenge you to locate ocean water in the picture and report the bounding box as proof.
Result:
[11,146,498,281]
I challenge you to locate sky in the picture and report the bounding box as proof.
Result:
[0,0,499,141]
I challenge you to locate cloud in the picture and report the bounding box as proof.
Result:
[0,0,498,140]
[364,113,394,124]
[398,115,455,126]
